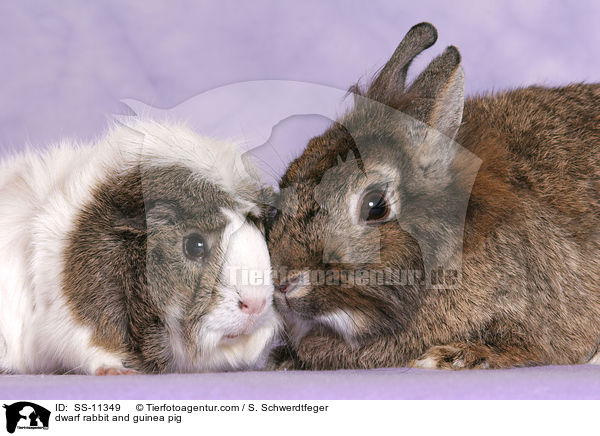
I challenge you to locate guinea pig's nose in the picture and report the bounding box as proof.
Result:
[276,274,303,294]
[238,297,266,315]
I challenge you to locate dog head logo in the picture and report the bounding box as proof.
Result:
[3,402,50,433]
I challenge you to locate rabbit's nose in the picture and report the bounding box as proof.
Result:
[238,297,266,315]
[276,274,303,294]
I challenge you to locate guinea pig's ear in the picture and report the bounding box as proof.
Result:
[145,201,180,227]
[404,46,465,142]
[366,22,438,102]
[258,186,278,213]
[111,200,179,235]
[112,206,146,235]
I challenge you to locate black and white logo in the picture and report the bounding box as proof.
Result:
[3,402,50,433]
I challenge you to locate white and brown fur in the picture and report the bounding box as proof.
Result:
[0,120,278,374]
[267,23,600,370]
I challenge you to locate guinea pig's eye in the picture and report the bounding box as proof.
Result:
[359,189,391,223]
[183,233,206,260]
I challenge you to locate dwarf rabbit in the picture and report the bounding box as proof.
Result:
[0,120,278,374]
[267,22,600,369]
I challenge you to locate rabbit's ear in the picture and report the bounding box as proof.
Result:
[367,22,438,101]
[405,46,465,141]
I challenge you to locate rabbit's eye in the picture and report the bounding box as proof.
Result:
[183,233,206,260]
[359,190,390,223]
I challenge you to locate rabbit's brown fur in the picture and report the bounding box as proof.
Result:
[267,23,600,370]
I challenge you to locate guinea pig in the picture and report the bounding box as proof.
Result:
[266,22,600,370]
[0,119,278,374]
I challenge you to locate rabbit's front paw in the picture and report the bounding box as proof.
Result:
[410,343,493,370]
[266,345,303,371]
[271,357,303,371]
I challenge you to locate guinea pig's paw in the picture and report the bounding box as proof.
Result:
[410,343,492,370]
[94,366,138,376]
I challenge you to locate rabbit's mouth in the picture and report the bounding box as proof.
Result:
[273,289,299,314]
[273,270,312,310]
[273,294,316,327]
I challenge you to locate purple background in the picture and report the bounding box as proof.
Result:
[2,0,600,153]
[1,1,600,399]
[2,367,600,400]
